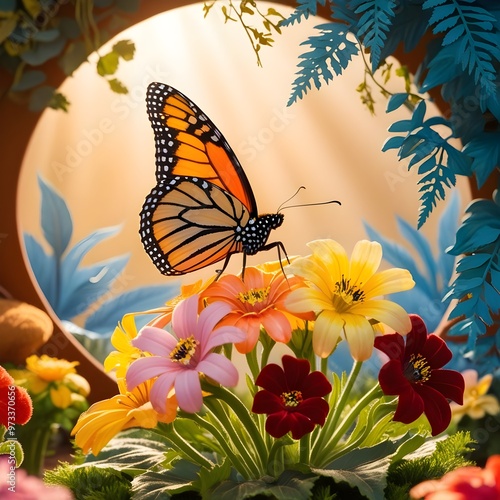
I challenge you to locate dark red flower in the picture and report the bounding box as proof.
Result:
[0,365,33,428]
[374,314,464,436]
[251,355,332,440]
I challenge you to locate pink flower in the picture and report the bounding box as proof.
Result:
[0,456,72,499]
[126,294,246,413]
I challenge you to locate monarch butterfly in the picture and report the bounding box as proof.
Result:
[140,82,287,278]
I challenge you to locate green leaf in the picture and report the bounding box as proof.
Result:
[0,440,24,467]
[48,91,70,111]
[209,470,317,500]
[59,41,88,76]
[112,39,135,60]
[97,51,119,76]
[198,459,232,497]
[132,460,201,499]
[108,78,128,94]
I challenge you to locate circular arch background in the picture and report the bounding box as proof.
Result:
[1,1,470,402]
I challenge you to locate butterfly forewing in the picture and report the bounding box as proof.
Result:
[146,82,257,214]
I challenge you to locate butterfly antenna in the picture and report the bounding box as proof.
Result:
[278,186,341,212]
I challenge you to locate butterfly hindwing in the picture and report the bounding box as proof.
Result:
[140,177,250,275]
[146,82,257,214]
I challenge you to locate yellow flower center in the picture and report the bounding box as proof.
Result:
[281,390,303,407]
[169,336,199,365]
[237,286,270,306]
[334,275,365,306]
[406,354,431,383]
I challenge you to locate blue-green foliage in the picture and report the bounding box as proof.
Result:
[383,100,471,228]
[280,0,327,27]
[287,23,359,106]
[24,175,178,334]
[352,0,398,72]
[364,191,461,332]
[444,187,500,372]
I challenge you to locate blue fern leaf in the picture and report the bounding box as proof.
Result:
[422,0,500,98]
[84,283,179,334]
[38,174,72,259]
[288,23,359,106]
[281,0,327,27]
[384,101,470,227]
[462,131,500,188]
[445,190,500,356]
[351,0,397,71]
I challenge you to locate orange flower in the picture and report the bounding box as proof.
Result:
[202,267,312,353]
[410,455,500,499]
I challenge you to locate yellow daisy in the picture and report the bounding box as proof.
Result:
[285,239,414,361]
[25,354,79,381]
[71,379,177,455]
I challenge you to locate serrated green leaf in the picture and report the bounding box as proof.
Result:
[112,39,135,60]
[108,77,128,94]
[97,51,119,76]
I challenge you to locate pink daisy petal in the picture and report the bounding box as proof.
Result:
[197,353,239,387]
[196,301,234,344]
[174,369,203,413]
[172,295,199,339]
[126,356,174,390]
[149,370,179,413]
[202,326,246,356]
[133,327,178,356]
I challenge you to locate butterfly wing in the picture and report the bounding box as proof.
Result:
[146,82,257,215]
[140,177,250,276]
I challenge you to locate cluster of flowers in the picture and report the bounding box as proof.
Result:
[72,239,466,468]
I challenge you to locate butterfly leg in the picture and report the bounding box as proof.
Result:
[214,252,235,281]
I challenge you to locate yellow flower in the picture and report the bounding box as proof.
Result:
[286,239,415,361]
[71,379,177,455]
[104,313,142,378]
[8,368,48,394]
[25,354,78,382]
[451,370,500,420]
[50,385,73,409]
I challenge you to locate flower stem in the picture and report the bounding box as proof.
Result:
[311,360,363,463]
[299,433,310,464]
[156,422,214,470]
[315,383,383,465]
[202,383,269,472]
[246,348,260,381]
[204,397,263,477]
[180,411,254,479]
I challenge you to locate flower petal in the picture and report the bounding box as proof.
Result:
[301,371,333,398]
[132,327,178,357]
[285,287,331,314]
[252,390,284,414]
[421,334,453,368]
[374,333,405,361]
[351,300,411,334]
[363,268,415,298]
[197,301,233,343]
[261,309,293,343]
[149,371,179,413]
[414,383,452,435]
[201,325,246,356]
[197,353,239,387]
[126,357,175,391]
[393,385,425,424]
[428,369,465,405]
[174,369,203,413]
[343,313,375,361]
[296,397,330,426]
[255,363,287,394]
[378,359,411,395]
[234,314,262,354]
[313,310,344,358]
[172,294,199,339]
[282,355,310,389]
[349,240,382,286]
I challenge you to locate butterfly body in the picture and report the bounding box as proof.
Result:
[140,82,286,277]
